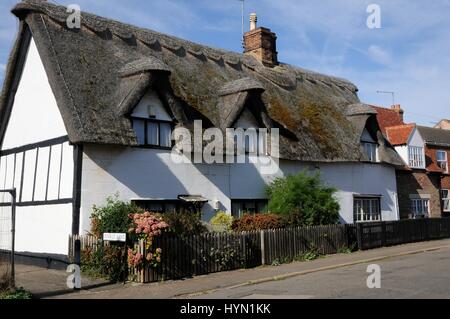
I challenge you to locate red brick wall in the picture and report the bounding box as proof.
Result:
[425,145,450,174]
[396,170,442,219]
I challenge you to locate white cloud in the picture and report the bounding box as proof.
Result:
[0,64,6,72]
[367,45,391,65]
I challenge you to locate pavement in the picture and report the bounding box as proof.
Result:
[14,238,450,299]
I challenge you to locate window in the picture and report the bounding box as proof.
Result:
[354,197,381,223]
[132,118,173,148]
[234,129,268,156]
[132,200,179,213]
[411,199,430,218]
[231,199,268,218]
[408,146,425,168]
[437,150,448,173]
[442,190,450,212]
[362,142,378,162]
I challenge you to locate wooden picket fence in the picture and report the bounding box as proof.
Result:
[69,218,450,283]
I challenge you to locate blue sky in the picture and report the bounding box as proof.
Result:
[1,0,449,125]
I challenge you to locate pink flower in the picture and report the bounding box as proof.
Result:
[156,248,162,254]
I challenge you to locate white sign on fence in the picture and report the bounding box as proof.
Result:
[103,233,126,242]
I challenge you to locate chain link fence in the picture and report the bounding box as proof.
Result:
[0,190,16,291]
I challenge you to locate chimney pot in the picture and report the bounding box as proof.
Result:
[250,13,257,31]
[391,104,405,122]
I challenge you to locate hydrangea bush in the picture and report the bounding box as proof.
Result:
[127,212,169,269]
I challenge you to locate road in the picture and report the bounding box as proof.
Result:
[190,247,450,299]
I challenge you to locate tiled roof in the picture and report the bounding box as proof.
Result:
[371,105,405,134]
[385,124,416,146]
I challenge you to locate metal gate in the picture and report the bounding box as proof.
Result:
[0,189,16,291]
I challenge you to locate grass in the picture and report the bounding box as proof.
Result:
[0,288,33,300]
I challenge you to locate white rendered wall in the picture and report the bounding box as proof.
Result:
[80,145,399,233]
[0,38,73,256]
[2,39,68,149]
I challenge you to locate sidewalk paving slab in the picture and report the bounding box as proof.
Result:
[15,238,450,299]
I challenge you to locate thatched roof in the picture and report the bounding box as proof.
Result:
[0,0,403,165]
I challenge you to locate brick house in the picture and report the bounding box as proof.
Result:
[373,105,450,219]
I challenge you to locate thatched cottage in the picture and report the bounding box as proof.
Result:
[0,1,403,256]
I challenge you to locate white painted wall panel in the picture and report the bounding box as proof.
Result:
[80,145,399,233]
[34,147,50,201]
[13,153,23,191]
[14,204,72,255]
[47,144,62,201]
[20,149,37,202]
[59,142,74,199]
[2,39,68,150]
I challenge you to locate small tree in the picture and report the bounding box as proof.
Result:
[266,171,340,226]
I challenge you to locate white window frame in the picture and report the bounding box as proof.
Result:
[354,197,382,223]
[437,150,448,173]
[411,198,430,218]
[408,146,425,169]
[362,142,378,162]
[442,189,450,212]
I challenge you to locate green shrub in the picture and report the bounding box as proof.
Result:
[0,288,33,300]
[81,244,128,282]
[266,171,340,226]
[162,211,208,237]
[90,195,143,237]
[210,211,234,232]
[232,214,283,232]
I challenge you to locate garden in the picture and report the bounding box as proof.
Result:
[76,171,348,283]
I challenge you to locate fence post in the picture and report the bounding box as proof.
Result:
[356,223,363,251]
[74,239,81,267]
[381,222,387,247]
[260,230,265,266]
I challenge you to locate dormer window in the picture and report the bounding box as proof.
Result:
[408,146,425,169]
[131,91,173,149]
[361,128,378,162]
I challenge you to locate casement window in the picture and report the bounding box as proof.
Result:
[353,197,382,223]
[132,200,179,213]
[231,199,268,218]
[132,118,173,148]
[362,142,378,162]
[411,199,430,218]
[234,129,268,156]
[408,146,425,169]
[442,190,450,212]
[437,150,448,173]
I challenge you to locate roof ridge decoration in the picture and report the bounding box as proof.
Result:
[218,77,265,96]
[119,56,171,78]
[345,103,378,117]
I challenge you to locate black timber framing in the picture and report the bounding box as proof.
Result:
[71,144,83,235]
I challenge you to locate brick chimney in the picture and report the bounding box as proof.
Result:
[243,13,278,67]
[391,104,404,122]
